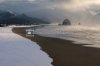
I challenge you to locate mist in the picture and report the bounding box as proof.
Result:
[0,0,100,25]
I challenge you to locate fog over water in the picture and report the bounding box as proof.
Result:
[0,0,100,25]
[1,0,100,47]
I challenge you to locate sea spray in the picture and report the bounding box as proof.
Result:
[35,25,100,48]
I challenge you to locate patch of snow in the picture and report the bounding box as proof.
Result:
[0,27,53,66]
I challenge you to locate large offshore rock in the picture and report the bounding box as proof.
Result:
[62,19,71,25]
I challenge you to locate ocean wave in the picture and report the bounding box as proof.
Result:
[35,25,100,48]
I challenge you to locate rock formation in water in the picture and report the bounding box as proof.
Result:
[62,19,71,25]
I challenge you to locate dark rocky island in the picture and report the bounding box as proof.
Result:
[62,19,71,25]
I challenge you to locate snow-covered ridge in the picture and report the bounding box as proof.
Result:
[0,27,53,66]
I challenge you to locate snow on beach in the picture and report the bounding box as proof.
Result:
[0,27,53,66]
[35,25,100,48]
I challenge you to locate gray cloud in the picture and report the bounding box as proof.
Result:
[0,0,100,25]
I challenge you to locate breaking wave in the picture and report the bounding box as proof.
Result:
[35,25,100,48]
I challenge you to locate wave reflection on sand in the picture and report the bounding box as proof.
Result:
[35,25,100,48]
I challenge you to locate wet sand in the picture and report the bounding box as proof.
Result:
[12,27,100,66]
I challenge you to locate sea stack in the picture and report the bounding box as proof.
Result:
[62,19,71,25]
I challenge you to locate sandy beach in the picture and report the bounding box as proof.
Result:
[12,27,100,66]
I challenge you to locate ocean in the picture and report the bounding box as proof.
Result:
[35,25,100,48]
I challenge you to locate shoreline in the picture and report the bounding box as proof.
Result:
[12,27,100,66]
[0,27,52,66]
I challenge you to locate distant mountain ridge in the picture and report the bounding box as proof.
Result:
[0,10,49,25]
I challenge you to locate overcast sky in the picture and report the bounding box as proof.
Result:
[0,0,100,25]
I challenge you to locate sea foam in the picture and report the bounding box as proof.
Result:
[35,25,100,48]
